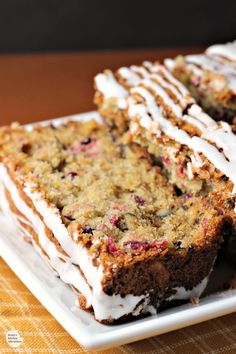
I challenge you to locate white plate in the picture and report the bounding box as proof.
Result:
[1,112,236,351]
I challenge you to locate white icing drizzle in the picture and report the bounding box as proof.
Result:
[185,62,203,77]
[167,276,208,301]
[117,67,141,86]
[131,65,150,79]
[185,54,236,73]
[141,79,182,118]
[188,104,217,128]
[187,105,236,168]
[185,55,236,93]
[206,41,236,62]
[95,71,128,98]
[165,40,236,94]
[181,114,205,131]
[187,162,194,180]
[118,61,192,109]
[144,61,191,98]
[94,71,128,109]
[97,61,192,115]
[150,73,185,105]
[164,58,175,70]
[190,152,204,169]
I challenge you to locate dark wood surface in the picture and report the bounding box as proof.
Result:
[0,47,203,126]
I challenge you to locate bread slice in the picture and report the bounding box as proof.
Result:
[0,118,229,323]
[94,61,236,197]
[94,60,236,262]
[165,41,236,123]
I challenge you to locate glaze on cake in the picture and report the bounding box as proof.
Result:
[165,41,236,123]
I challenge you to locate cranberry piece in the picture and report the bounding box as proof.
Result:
[151,240,168,249]
[109,215,119,225]
[179,162,186,177]
[124,240,168,251]
[69,138,96,154]
[161,156,170,166]
[107,236,123,256]
[134,195,145,206]
[124,241,149,251]
[67,171,78,179]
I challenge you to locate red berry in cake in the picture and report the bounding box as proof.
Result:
[152,240,168,249]
[109,215,119,225]
[107,236,123,256]
[67,171,78,179]
[179,162,186,177]
[69,138,98,156]
[124,240,168,252]
[134,195,145,206]
[161,156,170,166]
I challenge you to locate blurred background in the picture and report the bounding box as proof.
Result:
[0,0,236,53]
[0,0,236,124]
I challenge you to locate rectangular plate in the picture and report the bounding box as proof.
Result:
[1,111,236,351]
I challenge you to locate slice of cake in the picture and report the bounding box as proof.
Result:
[0,118,229,323]
[164,41,236,123]
[94,61,236,198]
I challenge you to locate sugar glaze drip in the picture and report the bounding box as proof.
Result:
[165,40,236,94]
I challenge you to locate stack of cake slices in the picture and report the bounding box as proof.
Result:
[1,40,236,323]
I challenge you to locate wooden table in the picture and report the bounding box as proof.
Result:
[0,47,203,125]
